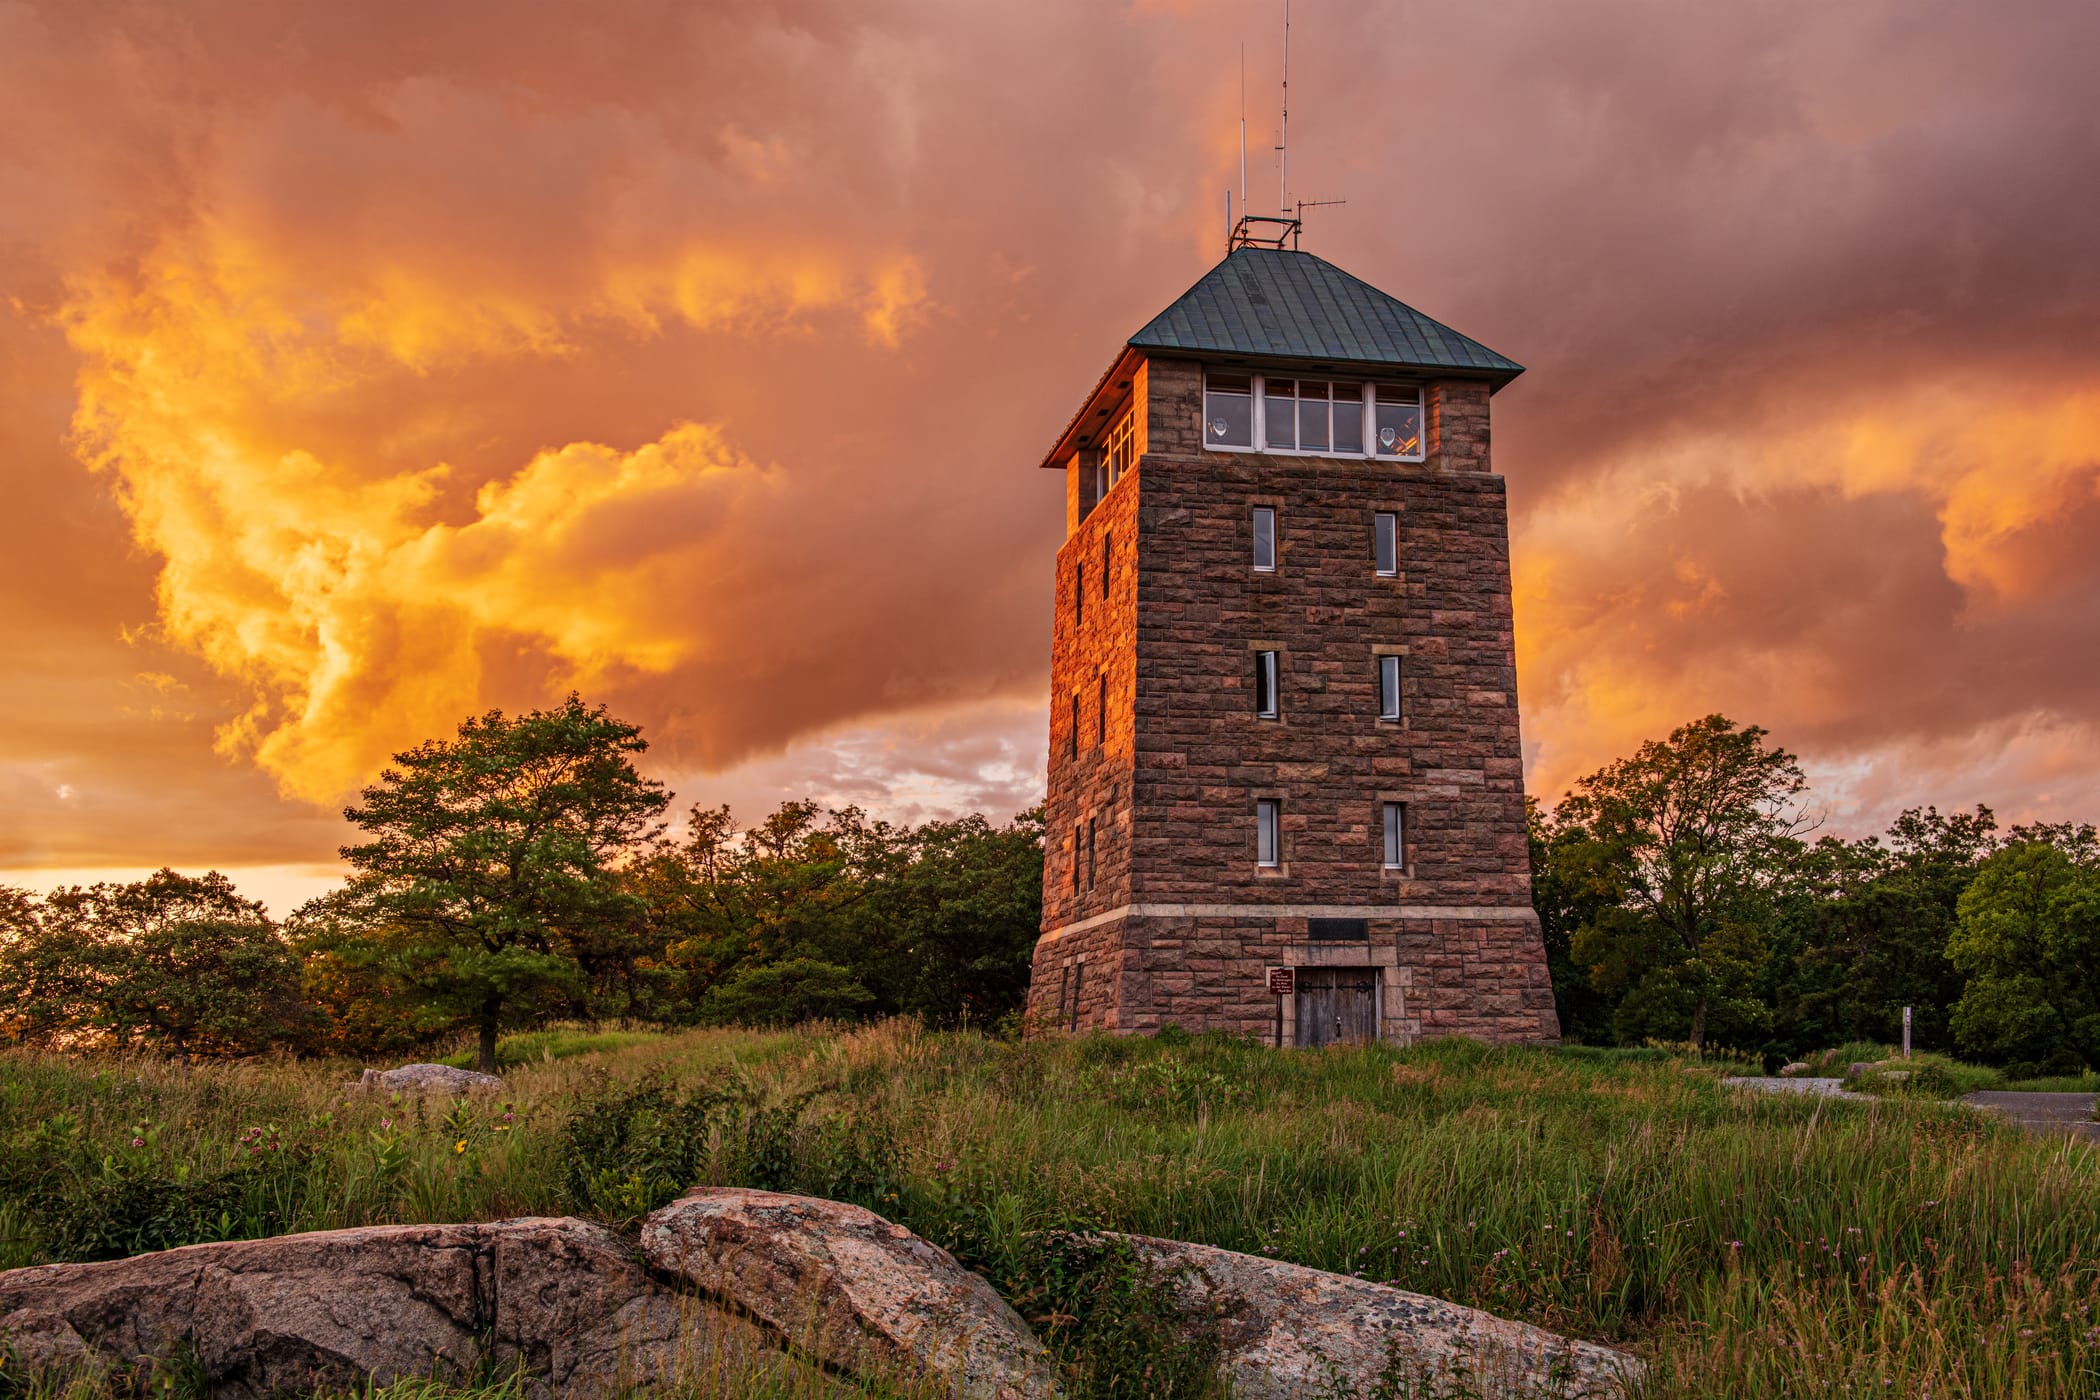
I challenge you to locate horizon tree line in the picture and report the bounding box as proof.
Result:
[2,699,2093,1076]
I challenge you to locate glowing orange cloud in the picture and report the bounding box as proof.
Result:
[60,221,928,803]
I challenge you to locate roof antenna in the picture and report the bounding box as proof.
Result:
[1278,0,1288,218]
[1227,8,1305,253]
[1226,47,1248,254]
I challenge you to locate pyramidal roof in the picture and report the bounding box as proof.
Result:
[1127,247,1523,387]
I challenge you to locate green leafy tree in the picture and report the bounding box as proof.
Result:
[635,800,1045,1028]
[10,870,302,1059]
[857,808,1044,1026]
[1527,797,1620,1044]
[696,956,876,1027]
[284,889,442,1059]
[1788,807,1994,1052]
[340,694,670,1072]
[1556,715,1812,1051]
[1946,825,2100,1069]
[0,885,78,1045]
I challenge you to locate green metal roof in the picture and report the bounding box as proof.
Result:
[1126,247,1523,387]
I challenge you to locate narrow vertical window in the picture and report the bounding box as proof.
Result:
[1379,655,1402,721]
[1374,512,1399,576]
[1070,824,1081,894]
[1069,692,1080,759]
[1058,964,1073,1024]
[1097,674,1108,746]
[1101,532,1112,598]
[1067,964,1082,1031]
[1074,562,1085,626]
[1383,803,1406,870]
[1086,817,1098,890]
[1264,379,1297,450]
[1256,799,1281,868]
[1252,507,1276,572]
[1255,650,1280,718]
[1203,373,1253,448]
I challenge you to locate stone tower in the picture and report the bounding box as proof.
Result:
[1025,244,1560,1047]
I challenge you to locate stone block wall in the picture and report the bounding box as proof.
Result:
[1040,457,1140,935]
[1030,352,1559,1046]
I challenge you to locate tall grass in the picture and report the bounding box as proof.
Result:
[3,1024,2096,1397]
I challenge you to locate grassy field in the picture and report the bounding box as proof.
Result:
[2,1024,2095,1397]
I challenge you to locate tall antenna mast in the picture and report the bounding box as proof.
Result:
[1279,0,1289,215]
[1228,2,1319,254]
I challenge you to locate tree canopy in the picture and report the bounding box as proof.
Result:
[339,694,670,1071]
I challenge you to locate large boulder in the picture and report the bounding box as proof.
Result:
[0,1218,691,1398]
[357,1063,503,1094]
[1113,1234,1643,1399]
[641,1186,1057,1400]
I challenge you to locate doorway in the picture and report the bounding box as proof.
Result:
[1294,967,1379,1047]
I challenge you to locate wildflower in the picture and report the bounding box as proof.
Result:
[131,1137,144,1148]
[380,1120,393,1130]
[1729,1241,1743,1250]
[454,1139,467,1154]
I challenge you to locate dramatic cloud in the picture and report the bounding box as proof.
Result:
[3,0,2098,891]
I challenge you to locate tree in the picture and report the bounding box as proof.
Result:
[1946,825,2100,1069]
[1789,807,1994,1052]
[633,799,1046,1028]
[696,957,876,1027]
[341,694,669,1072]
[1527,797,1620,1045]
[1556,715,1813,1050]
[9,870,303,1058]
[856,809,1044,1026]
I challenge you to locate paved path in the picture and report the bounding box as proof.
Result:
[1962,1091,2100,1143]
[1723,1076,1859,1099]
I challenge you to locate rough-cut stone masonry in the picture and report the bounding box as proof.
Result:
[1028,353,1558,1045]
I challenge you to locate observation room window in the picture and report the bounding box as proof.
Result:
[1378,655,1402,722]
[1256,799,1281,868]
[1205,373,1424,461]
[1252,507,1277,571]
[1101,406,1138,494]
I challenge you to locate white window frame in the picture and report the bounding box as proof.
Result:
[1378,654,1402,722]
[1374,511,1399,576]
[1383,803,1406,870]
[1255,650,1280,719]
[1256,798,1281,868]
[1204,372,1425,462]
[1252,506,1277,572]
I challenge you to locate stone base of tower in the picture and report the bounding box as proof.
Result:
[1026,908,1561,1047]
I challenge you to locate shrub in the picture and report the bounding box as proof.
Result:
[696,959,874,1029]
[557,1072,897,1226]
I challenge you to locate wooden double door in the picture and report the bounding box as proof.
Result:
[1295,967,1380,1047]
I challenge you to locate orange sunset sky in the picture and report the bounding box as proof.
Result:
[5,0,2099,912]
